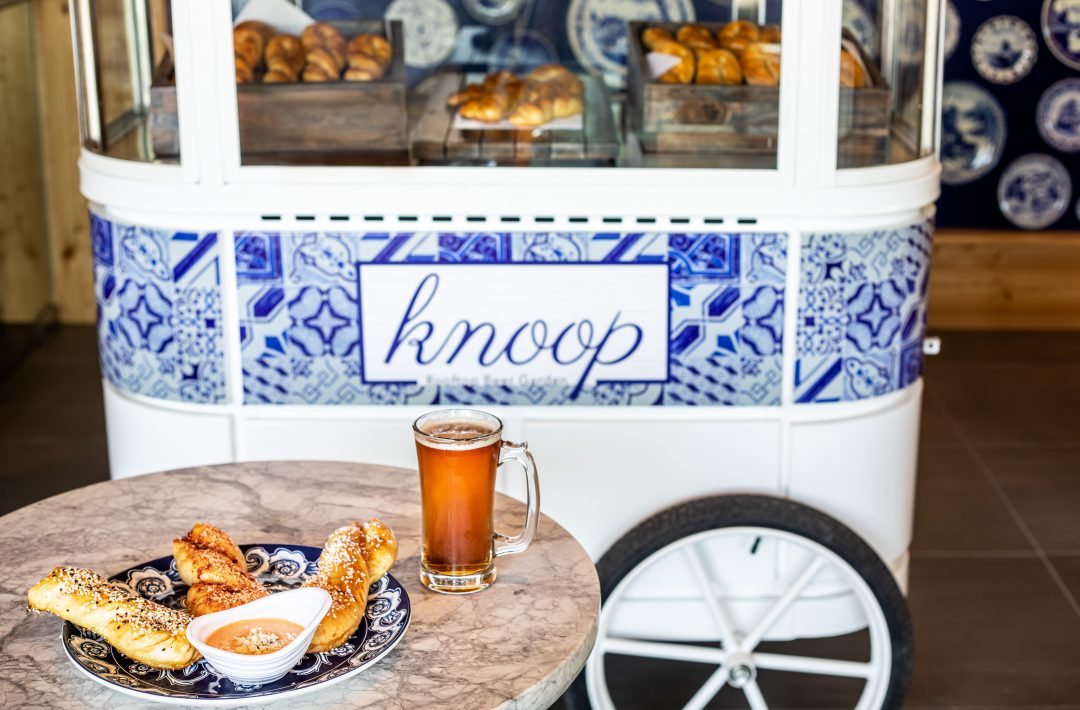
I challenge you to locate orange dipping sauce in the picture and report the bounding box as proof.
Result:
[205,618,304,655]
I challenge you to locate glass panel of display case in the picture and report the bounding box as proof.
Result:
[73,0,176,163]
[229,0,784,169]
[838,0,940,169]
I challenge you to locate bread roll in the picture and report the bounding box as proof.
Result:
[642,26,675,50]
[717,19,761,56]
[652,39,694,84]
[676,24,716,50]
[28,567,199,671]
[695,48,742,85]
[742,42,781,86]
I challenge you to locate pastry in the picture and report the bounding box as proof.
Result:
[651,39,695,83]
[676,24,717,50]
[303,520,397,653]
[742,42,781,86]
[641,26,675,50]
[235,56,254,84]
[265,34,304,82]
[349,34,392,69]
[761,24,781,44]
[449,66,584,126]
[301,22,346,82]
[840,48,865,88]
[695,48,742,85]
[717,19,761,56]
[345,54,384,81]
[175,520,397,654]
[233,21,272,84]
[27,566,199,670]
[447,82,485,107]
[174,522,269,616]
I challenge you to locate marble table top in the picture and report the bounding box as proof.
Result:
[0,461,599,709]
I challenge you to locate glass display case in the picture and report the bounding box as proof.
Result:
[71,0,941,171]
[71,0,175,162]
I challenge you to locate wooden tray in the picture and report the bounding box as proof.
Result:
[150,20,407,165]
[411,71,619,166]
[627,21,890,163]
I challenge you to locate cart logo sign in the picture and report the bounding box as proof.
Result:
[358,263,670,395]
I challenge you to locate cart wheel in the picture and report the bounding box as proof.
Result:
[566,495,912,710]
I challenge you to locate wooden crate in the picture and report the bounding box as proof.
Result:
[411,71,619,166]
[627,21,890,162]
[150,20,407,165]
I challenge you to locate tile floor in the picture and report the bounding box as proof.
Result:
[2,327,1079,708]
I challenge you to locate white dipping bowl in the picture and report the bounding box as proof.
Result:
[187,587,332,685]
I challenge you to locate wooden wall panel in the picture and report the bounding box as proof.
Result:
[0,2,50,323]
[33,0,93,324]
[929,230,1080,331]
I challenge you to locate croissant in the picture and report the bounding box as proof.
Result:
[235,56,254,84]
[304,47,341,82]
[28,566,200,670]
[345,53,384,82]
[265,34,304,82]
[349,34,392,69]
[461,97,507,123]
[447,82,485,107]
[302,22,346,69]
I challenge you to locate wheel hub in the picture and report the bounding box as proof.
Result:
[724,654,756,689]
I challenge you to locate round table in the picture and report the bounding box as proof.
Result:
[0,462,600,709]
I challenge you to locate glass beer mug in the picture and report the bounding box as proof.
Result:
[413,409,540,593]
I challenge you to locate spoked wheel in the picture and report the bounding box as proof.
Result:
[569,495,912,710]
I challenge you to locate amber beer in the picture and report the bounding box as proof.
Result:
[413,409,539,594]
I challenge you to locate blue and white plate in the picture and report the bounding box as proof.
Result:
[940,81,1008,186]
[1042,0,1080,71]
[63,544,410,707]
[567,0,694,87]
[997,154,1073,230]
[971,15,1038,84]
[1037,78,1080,153]
[944,1,961,60]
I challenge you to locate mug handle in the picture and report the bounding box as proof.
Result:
[494,440,540,557]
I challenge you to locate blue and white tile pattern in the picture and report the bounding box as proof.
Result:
[795,220,932,403]
[92,213,225,404]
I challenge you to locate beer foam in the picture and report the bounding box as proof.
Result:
[415,420,499,451]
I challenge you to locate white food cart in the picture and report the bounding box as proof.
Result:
[71,0,943,706]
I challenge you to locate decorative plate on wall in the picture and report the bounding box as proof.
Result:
[940,81,1008,186]
[567,0,695,86]
[997,153,1073,230]
[1037,78,1080,153]
[971,15,1038,85]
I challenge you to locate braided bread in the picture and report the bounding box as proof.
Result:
[28,567,200,670]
